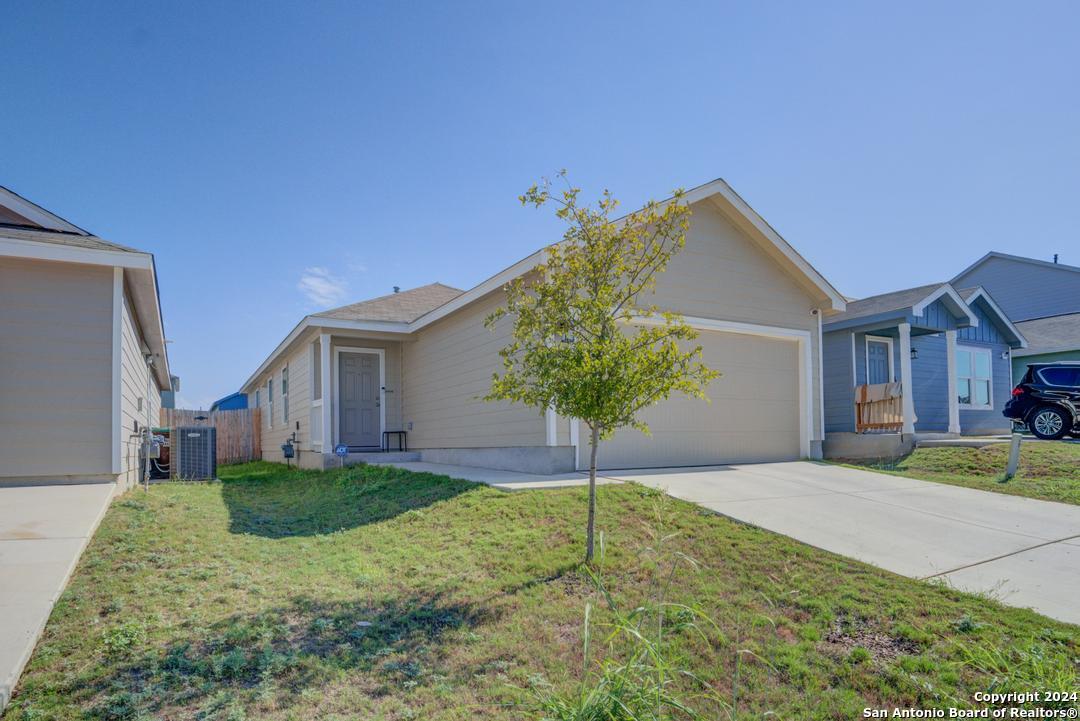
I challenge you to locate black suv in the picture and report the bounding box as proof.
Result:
[1003,362,1080,440]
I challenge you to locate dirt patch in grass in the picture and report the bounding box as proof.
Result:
[822,614,920,663]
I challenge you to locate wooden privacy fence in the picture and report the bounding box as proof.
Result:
[854,382,908,433]
[160,408,262,464]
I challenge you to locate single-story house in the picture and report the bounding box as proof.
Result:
[210,391,248,411]
[0,186,170,490]
[238,179,846,473]
[821,282,1026,454]
[952,252,1080,381]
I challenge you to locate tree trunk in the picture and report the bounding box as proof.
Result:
[585,425,600,564]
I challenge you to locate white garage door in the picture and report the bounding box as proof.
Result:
[595,330,802,469]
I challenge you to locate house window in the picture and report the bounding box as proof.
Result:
[267,378,274,428]
[255,389,260,409]
[282,365,289,423]
[957,346,992,409]
[312,341,322,401]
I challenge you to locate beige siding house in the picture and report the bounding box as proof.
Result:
[0,187,171,491]
[240,179,845,473]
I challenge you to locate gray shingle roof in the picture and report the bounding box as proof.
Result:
[827,282,946,323]
[0,225,142,253]
[1014,313,1080,352]
[312,283,463,323]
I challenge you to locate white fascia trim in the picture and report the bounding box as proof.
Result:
[963,287,1028,348]
[241,316,410,391]
[911,284,979,327]
[0,187,87,234]
[111,268,124,475]
[410,249,548,330]
[952,251,1080,282]
[631,313,812,341]
[0,236,154,269]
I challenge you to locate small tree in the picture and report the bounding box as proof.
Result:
[485,174,720,563]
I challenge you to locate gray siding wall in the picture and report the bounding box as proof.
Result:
[823,330,855,432]
[0,258,114,479]
[910,335,949,432]
[119,288,163,490]
[954,256,1080,321]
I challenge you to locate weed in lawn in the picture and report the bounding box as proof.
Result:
[526,497,741,720]
[953,641,1079,710]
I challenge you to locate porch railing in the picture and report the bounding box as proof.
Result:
[854,382,907,433]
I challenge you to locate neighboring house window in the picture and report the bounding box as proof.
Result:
[255,389,260,409]
[282,365,289,423]
[957,346,992,409]
[267,378,274,428]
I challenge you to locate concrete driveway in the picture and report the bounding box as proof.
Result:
[609,462,1080,625]
[0,483,114,711]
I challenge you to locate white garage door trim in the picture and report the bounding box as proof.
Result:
[561,315,812,467]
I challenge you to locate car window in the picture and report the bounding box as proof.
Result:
[1038,368,1080,386]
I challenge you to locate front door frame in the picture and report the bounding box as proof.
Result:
[864,335,895,384]
[333,346,385,449]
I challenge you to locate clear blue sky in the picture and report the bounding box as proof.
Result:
[4,2,1078,408]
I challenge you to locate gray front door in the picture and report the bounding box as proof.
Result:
[339,352,380,448]
[866,339,891,385]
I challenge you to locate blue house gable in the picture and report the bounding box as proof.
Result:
[953,252,1080,322]
[954,253,1080,382]
[823,283,1026,439]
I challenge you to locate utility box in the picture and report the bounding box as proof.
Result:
[172,426,217,480]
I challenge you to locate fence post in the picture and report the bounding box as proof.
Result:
[1004,432,1022,480]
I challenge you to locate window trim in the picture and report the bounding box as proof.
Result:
[282,365,289,424]
[267,377,274,428]
[864,335,895,385]
[957,345,993,411]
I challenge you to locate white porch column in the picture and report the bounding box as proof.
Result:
[320,333,332,450]
[545,405,558,446]
[898,322,916,436]
[945,329,961,434]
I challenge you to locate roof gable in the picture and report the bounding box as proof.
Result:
[0,185,89,235]
[312,283,463,323]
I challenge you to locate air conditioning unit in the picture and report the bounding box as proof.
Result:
[172,426,217,480]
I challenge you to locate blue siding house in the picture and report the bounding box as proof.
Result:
[952,252,1080,382]
[822,283,1026,444]
[210,391,248,411]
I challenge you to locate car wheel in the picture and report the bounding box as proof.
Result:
[1029,406,1069,440]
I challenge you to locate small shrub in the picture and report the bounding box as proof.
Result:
[848,646,871,664]
[951,614,984,634]
[100,621,147,660]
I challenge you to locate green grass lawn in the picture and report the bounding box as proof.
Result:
[835,441,1080,506]
[5,462,1078,720]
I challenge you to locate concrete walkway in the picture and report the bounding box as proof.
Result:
[371,461,622,491]
[0,483,114,711]
[384,460,1080,625]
